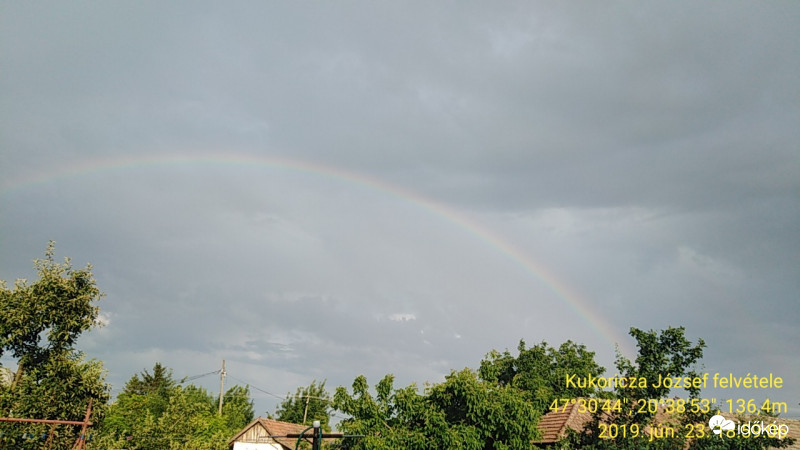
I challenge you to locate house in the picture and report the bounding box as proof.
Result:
[533,400,800,449]
[228,418,313,450]
[533,400,593,446]
[532,399,689,446]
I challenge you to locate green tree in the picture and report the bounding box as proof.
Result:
[157,385,219,449]
[334,374,454,449]
[333,374,410,449]
[124,362,176,417]
[565,327,705,449]
[152,384,253,450]
[221,385,255,432]
[565,327,794,449]
[333,370,540,449]
[0,243,102,377]
[124,362,176,395]
[426,368,542,449]
[94,365,254,450]
[0,243,109,449]
[480,339,606,413]
[273,380,332,430]
[96,363,178,445]
[615,327,706,411]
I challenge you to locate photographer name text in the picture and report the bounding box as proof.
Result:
[565,373,783,390]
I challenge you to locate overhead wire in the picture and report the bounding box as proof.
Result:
[223,372,353,422]
[2,364,354,444]
[226,373,333,403]
[180,369,221,383]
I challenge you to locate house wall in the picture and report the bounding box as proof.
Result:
[239,424,279,443]
[231,422,286,450]
[232,442,283,450]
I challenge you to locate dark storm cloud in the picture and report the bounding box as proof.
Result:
[1,1,798,416]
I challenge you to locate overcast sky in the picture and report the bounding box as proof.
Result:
[2,1,798,420]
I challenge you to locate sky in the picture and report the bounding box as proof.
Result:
[1,1,798,420]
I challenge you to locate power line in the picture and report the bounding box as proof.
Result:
[180,369,220,383]
[226,374,287,400]
[226,374,333,403]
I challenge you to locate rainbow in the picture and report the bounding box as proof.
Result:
[2,152,629,353]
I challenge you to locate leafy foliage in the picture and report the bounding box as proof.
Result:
[616,327,706,406]
[98,363,178,445]
[94,366,254,450]
[563,327,705,449]
[124,362,176,396]
[273,379,332,430]
[0,242,102,368]
[564,327,795,449]
[6,244,788,449]
[333,370,541,449]
[124,363,176,417]
[427,368,542,449]
[480,339,606,412]
[0,243,109,449]
[221,385,256,432]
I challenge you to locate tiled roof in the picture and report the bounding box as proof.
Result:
[533,401,800,449]
[533,401,593,444]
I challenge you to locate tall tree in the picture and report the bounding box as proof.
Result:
[566,327,794,449]
[124,363,176,417]
[221,385,255,432]
[98,363,178,444]
[124,362,176,396]
[426,368,542,449]
[0,242,102,378]
[333,370,540,449]
[0,243,109,449]
[480,339,606,413]
[94,363,254,450]
[273,380,332,430]
[615,327,706,411]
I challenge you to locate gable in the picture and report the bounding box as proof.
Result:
[229,418,312,450]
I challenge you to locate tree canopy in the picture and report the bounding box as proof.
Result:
[333,370,541,449]
[95,364,254,450]
[273,379,332,430]
[0,243,109,449]
[0,242,102,371]
[565,327,794,450]
[479,339,606,412]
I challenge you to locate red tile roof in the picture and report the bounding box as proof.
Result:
[534,401,800,449]
[533,401,593,444]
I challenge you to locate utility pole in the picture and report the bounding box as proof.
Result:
[303,394,311,425]
[218,360,226,416]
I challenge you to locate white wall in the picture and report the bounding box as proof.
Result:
[232,442,283,450]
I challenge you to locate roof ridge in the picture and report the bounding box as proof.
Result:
[559,398,581,437]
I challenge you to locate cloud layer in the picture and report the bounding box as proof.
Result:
[2,2,798,417]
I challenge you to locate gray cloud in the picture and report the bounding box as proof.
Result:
[2,1,798,417]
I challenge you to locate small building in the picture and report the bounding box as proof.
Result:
[532,399,675,446]
[228,418,313,450]
[533,400,800,449]
[533,401,592,446]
